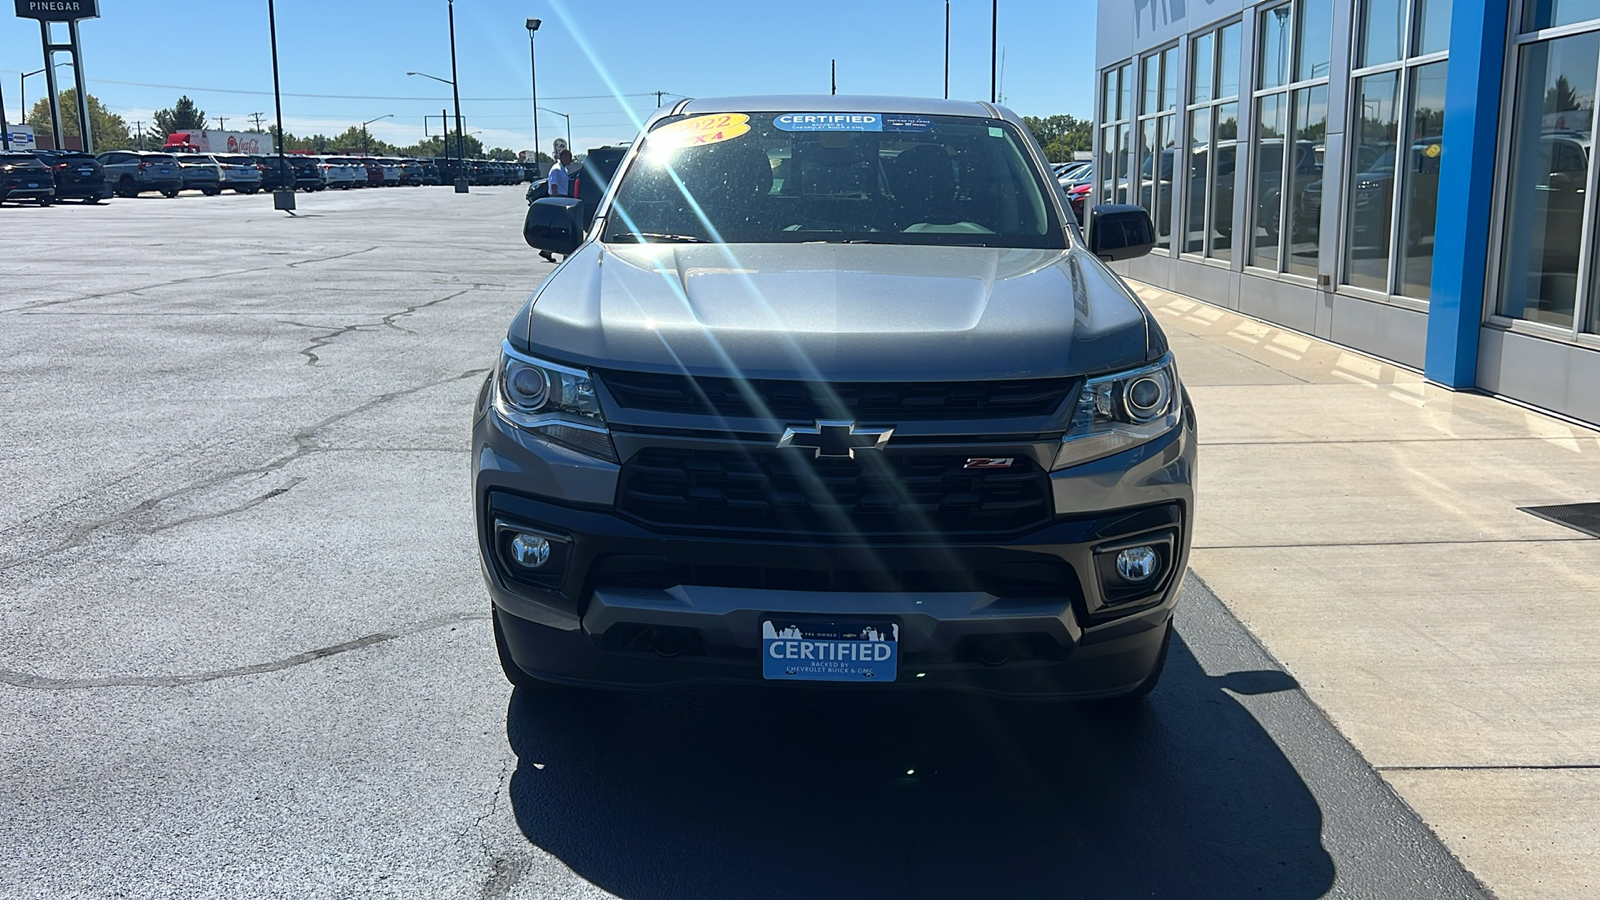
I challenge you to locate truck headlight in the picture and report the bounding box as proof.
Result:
[1053,355,1181,470]
[493,341,616,462]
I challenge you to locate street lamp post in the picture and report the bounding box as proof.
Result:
[361,114,393,154]
[447,0,467,191]
[944,0,949,100]
[527,18,542,176]
[991,0,998,104]
[407,71,459,184]
[267,0,295,213]
[21,69,43,118]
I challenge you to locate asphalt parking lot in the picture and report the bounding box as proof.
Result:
[0,188,1487,898]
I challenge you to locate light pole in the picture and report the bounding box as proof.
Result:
[527,18,542,176]
[361,114,393,154]
[22,69,43,117]
[537,106,570,153]
[447,0,467,191]
[408,68,464,189]
[991,0,998,104]
[944,0,949,100]
[267,0,295,213]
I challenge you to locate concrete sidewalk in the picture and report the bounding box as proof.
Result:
[1132,280,1600,900]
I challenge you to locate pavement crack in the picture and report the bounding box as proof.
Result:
[285,246,379,268]
[285,286,475,363]
[0,612,488,690]
[149,477,305,533]
[0,369,490,572]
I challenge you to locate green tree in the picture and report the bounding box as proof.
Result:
[152,95,208,139]
[485,146,517,161]
[25,89,133,150]
[395,133,485,159]
[1023,114,1093,162]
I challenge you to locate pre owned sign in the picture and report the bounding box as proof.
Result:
[14,0,99,21]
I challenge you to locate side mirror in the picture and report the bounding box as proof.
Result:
[1087,203,1156,262]
[524,196,586,255]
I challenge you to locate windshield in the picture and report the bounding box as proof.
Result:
[602,111,1065,248]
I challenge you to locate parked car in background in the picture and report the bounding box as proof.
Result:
[34,150,105,203]
[313,156,362,189]
[215,155,264,194]
[0,152,55,205]
[358,157,385,187]
[98,151,184,198]
[399,158,426,185]
[174,154,224,196]
[420,159,441,185]
[374,157,401,186]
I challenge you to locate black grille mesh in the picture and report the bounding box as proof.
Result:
[598,370,1075,422]
[617,447,1052,536]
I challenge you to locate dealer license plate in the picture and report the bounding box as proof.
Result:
[762,620,898,682]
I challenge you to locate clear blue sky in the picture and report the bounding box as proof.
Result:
[1,0,1094,153]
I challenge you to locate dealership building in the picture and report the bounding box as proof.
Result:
[1095,0,1600,426]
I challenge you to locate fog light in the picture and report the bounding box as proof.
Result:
[1116,546,1160,582]
[509,533,551,569]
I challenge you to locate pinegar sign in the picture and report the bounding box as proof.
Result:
[14,0,99,21]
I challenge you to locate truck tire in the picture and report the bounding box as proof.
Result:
[117,177,138,198]
[162,188,180,198]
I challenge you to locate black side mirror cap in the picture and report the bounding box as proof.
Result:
[1087,203,1156,262]
[524,196,586,255]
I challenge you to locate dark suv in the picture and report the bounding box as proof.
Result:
[34,150,106,203]
[98,151,184,198]
[481,97,1192,701]
[1,152,55,205]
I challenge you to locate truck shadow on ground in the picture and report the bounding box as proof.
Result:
[503,632,1331,899]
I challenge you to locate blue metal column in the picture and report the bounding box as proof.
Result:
[1424,0,1512,387]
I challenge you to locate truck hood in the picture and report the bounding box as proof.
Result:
[515,243,1154,381]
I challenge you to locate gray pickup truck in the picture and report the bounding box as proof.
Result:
[476,95,1194,702]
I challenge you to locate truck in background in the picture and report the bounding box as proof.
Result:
[163,130,274,156]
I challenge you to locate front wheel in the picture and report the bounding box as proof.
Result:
[162,189,180,198]
[202,187,220,196]
[493,608,568,691]
[117,177,138,198]
[36,197,52,206]
[83,195,101,204]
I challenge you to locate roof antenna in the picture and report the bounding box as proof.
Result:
[831,59,836,95]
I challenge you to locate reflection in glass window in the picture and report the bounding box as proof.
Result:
[1100,62,1134,206]
[1261,4,1292,89]
[1136,47,1177,252]
[1287,86,1327,277]
[1344,72,1402,291]
[1498,32,1599,328]
[1522,0,1600,33]
[1416,0,1452,55]
[1398,63,1447,298]
[1219,23,1242,99]
[1363,0,1406,67]
[1253,95,1287,271]
[1297,0,1334,81]
[1192,33,1215,105]
[1214,105,1239,261]
[1185,108,1211,254]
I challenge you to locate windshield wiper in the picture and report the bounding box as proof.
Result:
[616,232,706,244]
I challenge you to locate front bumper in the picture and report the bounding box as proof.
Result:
[473,388,1197,699]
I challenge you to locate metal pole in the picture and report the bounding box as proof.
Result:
[40,23,64,149]
[267,0,295,211]
[991,0,998,104]
[69,19,93,154]
[528,24,540,176]
[831,59,836,95]
[448,0,466,185]
[0,77,10,151]
[944,0,950,100]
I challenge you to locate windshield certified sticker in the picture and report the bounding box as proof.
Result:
[651,113,751,149]
[775,113,882,132]
[883,115,934,132]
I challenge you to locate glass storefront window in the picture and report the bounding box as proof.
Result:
[1297,0,1334,81]
[1497,32,1600,328]
[1144,55,1161,115]
[1362,0,1406,67]
[1416,0,1452,55]
[1254,94,1287,271]
[1192,33,1215,105]
[1261,4,1292,90]
[1344,72,1402,291]
[1523,0,1600,33]
[1101,62,1134,207]
[1286,86,1328,277]
[1398,62,1447,298]
[1186,108,1211,254]
[1219,23,1242,99]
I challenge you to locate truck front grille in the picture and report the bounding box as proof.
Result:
[617,447,1053,537]
[598,371,1076,422]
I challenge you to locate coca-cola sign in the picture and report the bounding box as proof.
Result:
[14,0,99,21]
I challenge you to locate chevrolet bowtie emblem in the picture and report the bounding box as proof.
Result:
[777,420,895,459]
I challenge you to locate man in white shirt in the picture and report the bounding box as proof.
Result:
[540,148,575,262]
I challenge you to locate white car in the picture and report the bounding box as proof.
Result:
[377,157,403,186]
[312,156,362,189]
